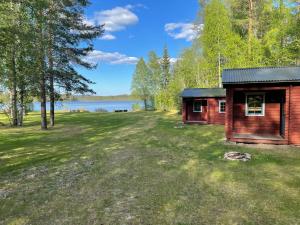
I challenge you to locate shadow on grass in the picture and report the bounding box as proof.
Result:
[0,112,151,176]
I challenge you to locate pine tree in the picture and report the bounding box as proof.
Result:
[44,0,103,127]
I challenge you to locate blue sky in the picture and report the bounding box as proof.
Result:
[80,0,200,96]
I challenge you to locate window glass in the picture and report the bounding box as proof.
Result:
[193,101,202,112]
[246,94,264,116]
[219,101,226,113]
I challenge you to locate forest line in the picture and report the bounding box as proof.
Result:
[131,0,300,111]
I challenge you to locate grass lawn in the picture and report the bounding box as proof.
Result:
[0,112,300,225]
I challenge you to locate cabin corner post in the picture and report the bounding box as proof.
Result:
[225,88,233,141]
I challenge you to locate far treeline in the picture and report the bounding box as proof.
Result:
[0,0,103,129]
[131,0,300,111]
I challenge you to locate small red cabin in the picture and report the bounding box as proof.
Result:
[222,66,300,145]
[181,88,226,125]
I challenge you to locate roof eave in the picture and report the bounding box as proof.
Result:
[223,80,300,85]
[182,95,226,98]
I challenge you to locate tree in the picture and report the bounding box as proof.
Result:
[262,1,295,66]
[131,58,152,110]
[201,0,247,87]
[0,0,32,126]
[44,0,103,127]
[288,1,300,65]
[147,51,162,108]
[161,46,171,89]
[0,0,103,129]
[169,47,202,109]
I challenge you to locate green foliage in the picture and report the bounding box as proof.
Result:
[131,58,152,110]
[0,0,103,128]
[131,0,300,112]
[169,48,203,109]
[132,103,142,111]
[147,51,162,107]
[132,47,175,111]
[161,46,171,88]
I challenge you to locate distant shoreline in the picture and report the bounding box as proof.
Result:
[66,95,139,102]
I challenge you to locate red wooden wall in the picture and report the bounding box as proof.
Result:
[225,84,300,145]
[290,86,300,145]
[207,98,225,125]
[232,91,282,135]
[186,100,208,122]
[182,97,225,125]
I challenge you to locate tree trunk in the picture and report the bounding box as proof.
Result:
[40,71,47,130]
[48,43,55,127]
[10,47,18,126]
[49,74,55,126]
[36,7,48,130]
[48,0,55,127]
[18,86,24,126]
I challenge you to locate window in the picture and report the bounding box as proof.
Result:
[193,101,202,112]
[246,93,265,116]
[219,100,226,113]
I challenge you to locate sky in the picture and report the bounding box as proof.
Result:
[80,0,200,96]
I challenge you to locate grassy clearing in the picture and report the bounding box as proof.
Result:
[0,111,299,225]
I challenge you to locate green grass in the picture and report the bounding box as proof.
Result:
[0,112,299,225]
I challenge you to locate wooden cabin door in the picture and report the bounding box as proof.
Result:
[201,100,208,121]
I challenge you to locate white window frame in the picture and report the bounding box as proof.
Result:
[193,101,202,112]
[219,100,226,113]
[245,92,265,116]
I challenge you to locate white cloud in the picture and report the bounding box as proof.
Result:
[86,50,139,65]
[86,5,140,41]
[100,34,116,40]
[165,23,203,42]
[94,6,138,32]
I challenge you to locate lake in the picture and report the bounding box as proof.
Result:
[33,100,143,112]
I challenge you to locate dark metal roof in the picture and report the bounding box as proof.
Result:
[181,88,226,98]
[222,66,300,84]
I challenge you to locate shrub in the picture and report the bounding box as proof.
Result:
[70,108,90,113]
[132,103,141,111]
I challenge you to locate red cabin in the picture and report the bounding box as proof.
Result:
[222,66,300,145]
[181,88,226,125]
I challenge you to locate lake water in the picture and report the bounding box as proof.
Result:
[33,100,143,112]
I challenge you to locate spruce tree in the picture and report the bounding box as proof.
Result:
[161,46,171,89]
